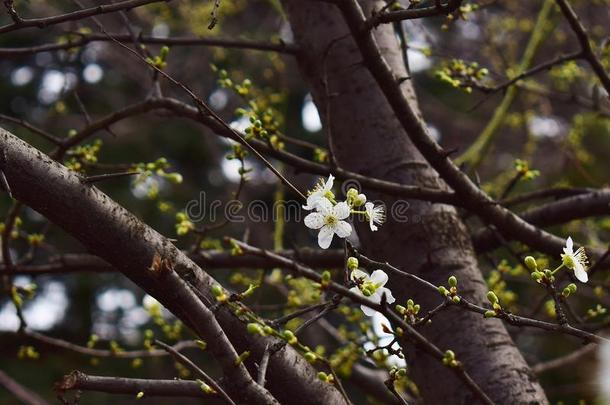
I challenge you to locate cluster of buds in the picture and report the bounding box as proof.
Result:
[561,283,578,298]
[438,276,461,303]
[435,59,488,93]
[484,291,502,318]
[211,284,228,303]
[395,299,421,323]
[317,371,335,383]
[145,46,169,70]
[514,159,540,181]
[175,212,194,236]
[442,350,459,368]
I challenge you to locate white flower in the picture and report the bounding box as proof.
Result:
[304,198,352,249]
[364,202,385,231]
[303,174,334,211]
[349,269,395,316]
[561,237,589,283]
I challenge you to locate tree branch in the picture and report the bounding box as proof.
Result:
[0,0,170,34]
[0,33,298,56]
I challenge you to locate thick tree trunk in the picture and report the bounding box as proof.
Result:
[283,1,548,403]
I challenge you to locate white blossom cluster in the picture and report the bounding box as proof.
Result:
[302,175,385,249]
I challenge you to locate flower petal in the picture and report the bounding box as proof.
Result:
[379,287,395,304]
[369,270,388,286]
[304,212,325,229]
[350,269,369,282]
[369,221,378,232]
[317,225,334,249]
[316,197,333,215]
[566,236,573,253]
[324,174,335,191]
[360,304,377,317]
[574,264,588,283]
[302,193,322,211]
[333,201,350,220]
[334,221,352,238]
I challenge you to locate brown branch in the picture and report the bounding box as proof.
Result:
[50,96,457,204]
[367,0,463,26]
[0,33,298,56]
[500,187,594,208]
[0,0,170,34]
[22,329,197,359]
[56,371,208,398]
[1,250,345,275]
[0,369,49,405]
[0,114,62,145]
[554,0,610,95]
[473,189,610,253]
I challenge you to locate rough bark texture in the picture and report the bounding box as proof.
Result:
[0,128,346,405]
[283,1,548,403]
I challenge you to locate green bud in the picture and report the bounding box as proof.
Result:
[136,391,144,399]
[448,276,458,288]
[159,46,169,60]
[211,284,223,297]
[567,283,577,293]
[317,371,329,382]
[395,304,406,315]
[484,310,496,318]
[354,194,367,207]
[524,256,537,271]
[247,323,264,335]
[531,271,543,282]
[438,286,449,297]
[262,326,274,335]
[346,188,358,200]
[486,291,499,305]
[452,296,461,304]
[282,330,298,345]
[321,271,331,285]
[304,352,317,363]
[195,339,207,350]
[347,257,359,270]
[234,351,250,366]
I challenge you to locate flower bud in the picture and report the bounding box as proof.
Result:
[438,286,449,297]
[347,257,359,270]
[247,323,264,335]
[321,271,331,286]
[448,276,458,288]
[304,352,317,363]
[486,291,499,305]
[346,188,359,200]
[282,330,298,345]
[354,194,367,207]
[484,310,496,318]
[524,256,537,271]
[452,296,461,304]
